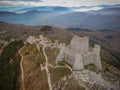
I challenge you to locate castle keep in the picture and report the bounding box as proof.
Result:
[57,35,102,70]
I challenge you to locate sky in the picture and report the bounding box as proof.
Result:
[0,0,120,12]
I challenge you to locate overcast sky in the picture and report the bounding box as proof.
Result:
[0,0,120,7]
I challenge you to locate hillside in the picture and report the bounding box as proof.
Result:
[0,34,120,90]
[0,40,23,90]
[0,22,120,90]
[0,22,73,42]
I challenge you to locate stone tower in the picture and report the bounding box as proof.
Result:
[70,35,89,54]
[93,44,102,70]
[73,54,84,70]
[56,35,102,71]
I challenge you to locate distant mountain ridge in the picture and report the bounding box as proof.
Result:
[15,6,71,13]
[0,7,120,30]
[91,8,120,15]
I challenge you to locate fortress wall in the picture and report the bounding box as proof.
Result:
[73,54,84,70]
[93,44,102,70]
[70,36,89,54]
[83,37,89,54]
[83,53,102,70]
[83,44,102,70]
[93,44,101,52]
[56,35,102,71]
[64,53,75,66]
[83,54,95,66]
[94,55,102,70]
[57,46,65,61]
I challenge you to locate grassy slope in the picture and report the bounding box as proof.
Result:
[0,40,23,90]
[20,40,72,90]
[21,44,49,90]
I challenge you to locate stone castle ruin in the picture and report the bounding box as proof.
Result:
[57,35,102,71]
[26,35,102,71]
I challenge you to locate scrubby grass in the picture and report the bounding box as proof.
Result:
[62,60,73,68]
[45,47,59,65]
[57,61,73,68]
[25,70,49,90]
[21,44,49,90]
[100,48,120,81]
[84,64,96,72]
[0,40,23,90]
[57,61,66,66]
[64,77,85,90]
[49,67,71,84]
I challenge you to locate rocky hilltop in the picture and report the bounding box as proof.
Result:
[0,22,120,90]
[17,35,119,90]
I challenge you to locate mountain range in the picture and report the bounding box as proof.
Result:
[0,6,120,30]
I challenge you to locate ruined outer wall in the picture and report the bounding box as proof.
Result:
[93,44,102,70]
[73,54,84,70]
[64,53,75,65]
[83,44,102,70]
[70,36,89,54]
[56,44,65,61]
[83,53,95,66]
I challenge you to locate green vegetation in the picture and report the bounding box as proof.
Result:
[21,44,49,90]
[25,70,49,90]
[40,26,54,35]
[21,44,45,77]
[57,61,72,68]
[66,28,92,32]
[45,47,59,65]
[49,67,71,84]
[62,60,73,68]
[0,40,23,90]
[85,64,96,72]
[57,61,66,66]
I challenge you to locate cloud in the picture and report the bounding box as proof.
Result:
[73,7,103,12]
[0,0,120,7]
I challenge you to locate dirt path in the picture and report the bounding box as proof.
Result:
[48,64,72,71]
[38,35,52,90]
[19,49,25,90]
[36,35,72,90]
[42,45,52,90]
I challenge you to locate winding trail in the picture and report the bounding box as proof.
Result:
[48,64,72,71]
[35,35,72,90]
[42,45,52,90]
[19,49,25,90]
[38,35,52,90]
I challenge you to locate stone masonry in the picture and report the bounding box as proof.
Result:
[57,35,102,71]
